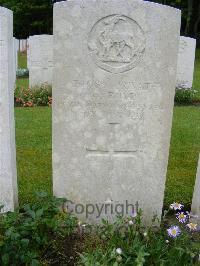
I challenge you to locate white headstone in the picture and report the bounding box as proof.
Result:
[13,37,17,83]
[27,34,53,87]
[27,37,30,69]
[0,7,18,212]
[15,38,19,52]
[176,36,196,89]
[19,39,27,52]
[191,155,200,223]
[14,38,19,69]
[53,0,181,223]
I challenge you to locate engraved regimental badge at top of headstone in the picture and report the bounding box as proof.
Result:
[88,14,145,74]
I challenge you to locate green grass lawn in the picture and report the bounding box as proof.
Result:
[16,77,29,88]
[15,107,52,204]
[193,49,200,99]
[15,51,200,208]
[16,52,29,88]
[18,51,27,68]
[15,106,200,208]
[165,106,200,208]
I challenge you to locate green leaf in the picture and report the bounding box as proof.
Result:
[35,208,43,218]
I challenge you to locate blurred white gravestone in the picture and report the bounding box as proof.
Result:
[176,37,196,89]
[19,39,27,52]
[14,38,18,69]
[13,37,18,83]
[27,37,30,69]
[0,7,18,212]
[53,0,181,223]
[27,35,53,87]
[191,155,200,224]
[15,38,19,52]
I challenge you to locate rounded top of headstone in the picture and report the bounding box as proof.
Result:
[29,34,52,37]
[28,34,53,40]
[54,0,67,6]
[0,6,13,16]
[180,36,196,43]
[54,0,181,14]
[144,0,181,12]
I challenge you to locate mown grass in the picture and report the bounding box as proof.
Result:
[16,52,29,88]
[193,49,200,98]
[18,51,27,68]
[15,52,200,208]
[15,105,200,207]
[16,78,29,88]
[15,107,52,204]
[165,106,200,208]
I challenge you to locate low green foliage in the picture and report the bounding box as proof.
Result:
[0,193,77,266]
[0,196,199,265]
[15,85,52,107]
[16,77,29,88]
[79,209,200,266]
[174,88,199,105]
[16,68,29,78]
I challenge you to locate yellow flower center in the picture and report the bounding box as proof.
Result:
[179,213,185,219]
[189,223,197,229]
[171,229,177,235]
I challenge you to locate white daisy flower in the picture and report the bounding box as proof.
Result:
[170,202,184,211]
[116,248,122,255]
[167,225,181,238]
[186,223,197,231]
[176,212,188,223]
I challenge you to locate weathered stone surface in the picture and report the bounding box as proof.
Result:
[191,155,200,224]
[176,36,196,89]
[0,7,18,212]
[27,35,53,87]
[53,0,181,223]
